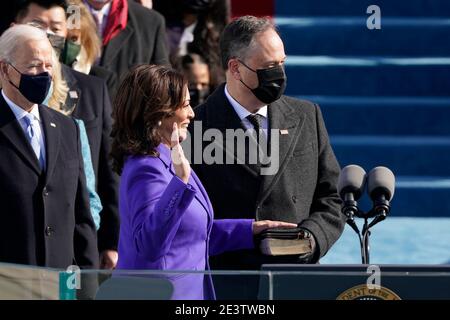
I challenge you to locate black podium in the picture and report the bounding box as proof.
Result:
[259,264,450,300]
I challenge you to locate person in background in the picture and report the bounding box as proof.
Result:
[65,0,101,74]
[12,0,117,97]
[153,0,228,88]
[0,24,98,269]
[179,53,211,107]
[42,44,102,231]
[13,0,120,269]
[84,0,169,86]
[111,64,297,299]
[65,0,118,97]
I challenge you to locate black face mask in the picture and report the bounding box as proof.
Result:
[8,64,52,104]
[189,87,210,107]
[239,60,287,104]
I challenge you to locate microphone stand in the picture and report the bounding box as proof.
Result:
[359,199,390,264]
[361,218,371,264]
[342,194,366,264]
[352,209,370,264]
[345,197,389,264]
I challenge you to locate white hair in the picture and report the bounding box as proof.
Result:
[0,24,49,63]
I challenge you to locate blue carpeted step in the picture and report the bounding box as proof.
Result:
[331,135,450,176]
[299,96,450,136]
[277,17,450,56]
[275,0,450,17]
[284,57,450,96]
[355,176,450,218]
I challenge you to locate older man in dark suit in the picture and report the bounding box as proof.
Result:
[12,0,121,269]
[0,24,98,269]
[190,16,345,298]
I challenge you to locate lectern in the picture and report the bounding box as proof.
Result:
[259,264,450,300]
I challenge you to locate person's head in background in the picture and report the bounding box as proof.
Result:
[14,0,68,36]
[13,0,84,69]
[111,65,194,174]
[153,0,216,62]
[180,53,210,107]
[66,0,102,74]
[0,24,54,111]
[220,16,287,113]
[154,0,228,87]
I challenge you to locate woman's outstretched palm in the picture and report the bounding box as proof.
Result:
[170,122,191,183]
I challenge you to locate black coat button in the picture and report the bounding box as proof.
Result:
[45,226,53,236]
[43,187,49,197]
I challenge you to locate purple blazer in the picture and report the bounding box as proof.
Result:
[116,144,254,299]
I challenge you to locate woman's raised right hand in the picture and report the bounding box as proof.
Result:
[170,122,191,184]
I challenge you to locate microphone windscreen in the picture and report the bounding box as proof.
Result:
[338,165,366,200]
[367,166,395,201]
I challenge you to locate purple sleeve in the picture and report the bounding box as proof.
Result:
[127,166,196,261]
[209,219,254,256]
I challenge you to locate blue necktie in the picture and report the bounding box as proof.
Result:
[24,114,45,170]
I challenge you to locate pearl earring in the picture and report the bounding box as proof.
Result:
[157,121,162,126]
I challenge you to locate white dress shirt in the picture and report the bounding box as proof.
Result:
[224,85,268,136]
[179,22,197,56]
[85,1,112,37]
[1,90,46,165]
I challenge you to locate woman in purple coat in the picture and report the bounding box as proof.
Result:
[110,65,296,300]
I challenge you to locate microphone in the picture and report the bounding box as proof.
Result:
[337,165,367,233]
[366,166,395,228]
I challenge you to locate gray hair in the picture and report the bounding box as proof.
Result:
[219,15,278,70]
[0,24,49,63]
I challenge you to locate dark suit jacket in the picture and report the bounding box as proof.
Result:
[0,95,99,269]
[89,65,118,100]
[62,65,120,252]
[190,84,345,270]
[99,1,169,85]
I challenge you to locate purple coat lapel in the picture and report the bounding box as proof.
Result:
[156,144,213,224]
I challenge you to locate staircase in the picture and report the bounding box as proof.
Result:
[275,0,450,263]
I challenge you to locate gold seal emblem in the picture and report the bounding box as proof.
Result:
[336,284,401,300]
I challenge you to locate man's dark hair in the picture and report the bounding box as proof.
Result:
[219,15,278,70]
[14,0,68,22]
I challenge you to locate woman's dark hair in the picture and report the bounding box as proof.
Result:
[188,0,229,89]
[180,52,208,70]
[154,0,229,90]
[110,64,188,175]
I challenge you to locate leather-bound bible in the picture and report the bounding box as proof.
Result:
[258,228,313,256]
